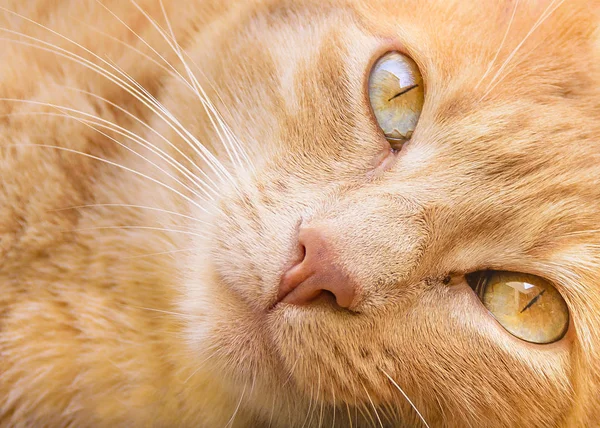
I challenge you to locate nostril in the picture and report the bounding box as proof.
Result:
[318,290,337,305]
[276,243,309,303]
[299,243,306,261]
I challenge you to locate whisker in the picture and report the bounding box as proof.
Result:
[58,85,221,198]
[51,203,209,225]
[94,0,249,176]
[317,368,324,428]
[301,381,316,428]
[193,70,257,175]
[353,389,377,428]
[31,1,248,192]
[92,0,191,82]
[0,5,258,214]
[348,379,371,427]
[63,111,212,203]
[95,0,241,182]
[268,394,276,428]
[380,368,431,428]
[5,143,208,212]
[130,305,200,320]
[380,401,398,426]
[124,247,202,259]
[107,58,235,188]
[481,0,565,100]
[75,17,181,81]
[330,387,336,428]
[360,402,377,428]
[475,0,520,90]
[141,0,253,175]
[163,35,257,175]
[64,225,208,238]
[361,383,384,428]
[249,370,257,396]
[281,355,300,388]
[98,0,251,176]
[125,1,240,185]
[1,106,213,203]
[224,382,247,428]
[345,402,354,428]
[0,21,230,192]
[183,346,223,384]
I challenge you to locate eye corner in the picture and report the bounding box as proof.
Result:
[465,270,489,296]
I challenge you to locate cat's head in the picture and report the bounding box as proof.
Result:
[157,0,600,425]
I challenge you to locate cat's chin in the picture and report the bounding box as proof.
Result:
[182,252,362,402]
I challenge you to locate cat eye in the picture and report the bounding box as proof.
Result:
[368,52,424,151]
[466,271,569,344]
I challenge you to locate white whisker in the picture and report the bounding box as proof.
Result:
[108,58,235,187]
[101,0,255,178]
[301,380,316,428]
[353,383,376,428]
[96,1,244,182]
[93,0,190,82]
[125,1,240,184]
[59,85,221,198]
[380,368,431,428]
[330,387,336,428]
[481,0,565,100]
[51,203,209,225]
[317,367,324,428]
[65,225,208,238]
[224,382,247,428]
[361,383,384,428]
[76,17,181,81]
[95,0,249,176]
[6,143,208,212]
[475,0,520,90]
[143,0,253,174]
[124,247,202,259]
[183,345,223,384]
[1,106,213,202]
[268,394,276,428]
[131,305,200,320]
[345,402,354,428]
[0,17,234,192]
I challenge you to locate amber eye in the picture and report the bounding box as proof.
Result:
[467,271,569,344]
[368,52,424,151]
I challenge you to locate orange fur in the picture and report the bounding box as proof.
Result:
[0,0,599,426]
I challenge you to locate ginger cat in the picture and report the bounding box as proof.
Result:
[0,0,599,426]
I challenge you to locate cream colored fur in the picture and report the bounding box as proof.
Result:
[0,0,599,426]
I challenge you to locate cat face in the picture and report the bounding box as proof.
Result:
[157,0,600,426]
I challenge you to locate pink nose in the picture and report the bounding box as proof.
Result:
[277,227,357,308]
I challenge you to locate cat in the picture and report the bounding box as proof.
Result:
[0,0,599,426]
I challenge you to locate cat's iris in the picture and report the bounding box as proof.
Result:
[368,51,424,151]
[467,271,569,344]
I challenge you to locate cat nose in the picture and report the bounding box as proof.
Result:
[277,226,357,308]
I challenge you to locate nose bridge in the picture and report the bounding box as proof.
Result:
[330,191,424,270]
[279,188,427,307]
